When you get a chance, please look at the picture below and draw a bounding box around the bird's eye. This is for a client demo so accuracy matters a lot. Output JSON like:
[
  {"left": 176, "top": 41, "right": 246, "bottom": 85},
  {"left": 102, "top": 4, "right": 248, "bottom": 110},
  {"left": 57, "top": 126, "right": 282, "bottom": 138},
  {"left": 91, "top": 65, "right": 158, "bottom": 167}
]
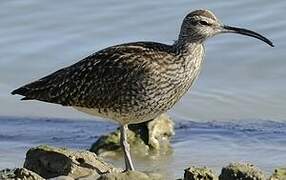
[{"left": 199, "top": 20, "right": 210, "bottom": 26}]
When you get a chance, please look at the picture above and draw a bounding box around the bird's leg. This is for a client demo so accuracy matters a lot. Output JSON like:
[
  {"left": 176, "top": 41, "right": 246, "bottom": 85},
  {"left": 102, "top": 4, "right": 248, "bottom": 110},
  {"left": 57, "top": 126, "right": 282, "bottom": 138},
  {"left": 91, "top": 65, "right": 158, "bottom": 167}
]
[{"left": 120, "top": 124, "right": 135, "bottom": 171}]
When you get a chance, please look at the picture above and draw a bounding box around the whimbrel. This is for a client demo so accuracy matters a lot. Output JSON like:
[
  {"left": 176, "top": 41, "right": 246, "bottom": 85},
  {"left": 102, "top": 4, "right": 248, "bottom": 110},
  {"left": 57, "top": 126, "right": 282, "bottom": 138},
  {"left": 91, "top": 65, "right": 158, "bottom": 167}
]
[{"left": 12, "top": 10, "right": 274, "bottom": 171}]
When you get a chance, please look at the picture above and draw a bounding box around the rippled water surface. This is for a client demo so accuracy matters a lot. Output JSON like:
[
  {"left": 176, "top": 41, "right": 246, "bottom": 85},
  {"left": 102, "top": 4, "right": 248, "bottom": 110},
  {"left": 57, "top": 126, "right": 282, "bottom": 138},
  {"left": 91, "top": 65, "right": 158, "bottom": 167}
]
[
  {"left": 0, "top": 117, "right": 285, "bottom": 179},
  {"left": 1, "top": 0, "right": 285, "bottom": 120},
  {"left": 0, "top": 0, "right": 286, "bottom": 179}
]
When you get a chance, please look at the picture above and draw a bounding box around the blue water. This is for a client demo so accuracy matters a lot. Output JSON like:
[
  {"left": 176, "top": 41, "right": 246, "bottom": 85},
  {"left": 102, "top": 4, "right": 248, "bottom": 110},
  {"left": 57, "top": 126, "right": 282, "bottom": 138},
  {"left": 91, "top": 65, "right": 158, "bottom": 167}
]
[
  {"left": 0, "top": 116, "right": 285, "bottom": 179},
  {"left": 0, "top": 0, "right": 285, "bottom": 120},
  {"left": 0, "top": 0, "right": 286, "bottom": 179}
]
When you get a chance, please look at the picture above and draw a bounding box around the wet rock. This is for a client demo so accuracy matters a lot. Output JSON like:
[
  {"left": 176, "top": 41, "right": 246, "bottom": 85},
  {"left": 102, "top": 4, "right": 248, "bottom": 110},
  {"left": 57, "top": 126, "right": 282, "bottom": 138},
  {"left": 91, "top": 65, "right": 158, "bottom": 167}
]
[
  {"left": 48, "top": 176, "right": 75, "bottom": 180},
  {"left": 0, "top": 168, "right": 44, "bottom": 180},
  {"left": 90, "top": 125, "right": 147, "bottom": 157},
  {"left": 0, "top": 169, "right": 14, "bottom": 180},
  {"left": 269, "top": 168, "right": 286, "bottom": 180},
  {"left": 219, "top": 163, "right": 266, "bottom": 180},
  {"left": 97, "top": 170, "right": 164, "bottom": 180},
  {"left": 184, "top": 166, "right": 218, "bottom": 180},
  {"left": 90, "top": 114, "right": 174, "bottom": 157},
  {"left": 24, "top": 145, "right": 120, "bottom": 179},
  {"left": 146, "top": 114, "right": 175, "bottom": 150}
]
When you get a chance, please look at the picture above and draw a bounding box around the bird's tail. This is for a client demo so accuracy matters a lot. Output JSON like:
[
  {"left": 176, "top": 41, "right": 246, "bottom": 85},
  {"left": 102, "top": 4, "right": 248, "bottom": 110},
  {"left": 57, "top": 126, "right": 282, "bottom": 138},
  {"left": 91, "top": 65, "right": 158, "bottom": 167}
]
[
  {"left": 11, "top": 86, "right": 32, "bottom": 100},
  {"left": 11, "top": 78, "right": 54, "bottom": 101}
]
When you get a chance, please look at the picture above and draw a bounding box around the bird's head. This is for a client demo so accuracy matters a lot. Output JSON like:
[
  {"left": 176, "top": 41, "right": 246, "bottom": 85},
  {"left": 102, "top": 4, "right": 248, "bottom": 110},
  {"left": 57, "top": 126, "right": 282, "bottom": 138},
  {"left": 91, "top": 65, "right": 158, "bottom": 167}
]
[{"left": 179, "top": 9, "right": 274, "bottom": 47}]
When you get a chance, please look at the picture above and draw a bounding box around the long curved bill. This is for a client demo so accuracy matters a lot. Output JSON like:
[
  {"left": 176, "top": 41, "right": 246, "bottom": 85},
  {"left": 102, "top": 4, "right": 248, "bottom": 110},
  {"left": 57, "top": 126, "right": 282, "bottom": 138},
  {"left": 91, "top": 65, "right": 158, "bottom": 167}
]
[{"left": 223, "top": 25, "right": 274, "bottom": 47}]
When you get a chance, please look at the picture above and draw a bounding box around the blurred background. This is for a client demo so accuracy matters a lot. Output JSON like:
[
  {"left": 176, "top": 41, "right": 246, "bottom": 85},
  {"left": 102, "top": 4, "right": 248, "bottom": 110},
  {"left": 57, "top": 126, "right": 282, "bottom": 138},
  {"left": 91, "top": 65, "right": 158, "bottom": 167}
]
[
  {"left": 0, "top": 0, "right": 285, "bottom": 179},
  {"left": 1, "top": 0, "right": 285, "bottom": 121}
]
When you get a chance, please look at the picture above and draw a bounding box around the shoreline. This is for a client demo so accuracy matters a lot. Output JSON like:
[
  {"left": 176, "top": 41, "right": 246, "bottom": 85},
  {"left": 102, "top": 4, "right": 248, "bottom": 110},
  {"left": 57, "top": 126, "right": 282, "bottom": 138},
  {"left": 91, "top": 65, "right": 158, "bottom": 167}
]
[{"left": 0, "top": 116, "right": 285, "bottom": 179}]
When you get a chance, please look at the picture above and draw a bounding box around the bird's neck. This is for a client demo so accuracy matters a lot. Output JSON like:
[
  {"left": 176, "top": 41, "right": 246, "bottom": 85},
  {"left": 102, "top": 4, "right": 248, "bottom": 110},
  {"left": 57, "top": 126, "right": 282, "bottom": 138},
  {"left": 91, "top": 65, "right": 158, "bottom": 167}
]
[
  {"left": 172, "top": 38, "right": 205, "bottom": 76},
  {"left": 173, "top": 38, "right": 204, "bottom": 56}
]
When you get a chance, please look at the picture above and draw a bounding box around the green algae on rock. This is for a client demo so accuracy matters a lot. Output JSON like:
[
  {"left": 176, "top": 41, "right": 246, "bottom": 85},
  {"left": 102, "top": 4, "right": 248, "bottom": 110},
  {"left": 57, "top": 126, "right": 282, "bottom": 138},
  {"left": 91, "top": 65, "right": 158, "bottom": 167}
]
[
  {"left": 97, "top": 170, "right": 163, "bottom": 180},
  {"left": 269, "top": 168, "right": 286, "bottom": 180},
  {"left": 21, "top": 145, "right": 164, "bottom": 180},
  {"left": 184, "top": 166, "right": 218, "bottom": 180},
  {"left": 219, "top": 163, "right": 266, "bottom": 180},
  {"left": 24, "top": 145, "right": 119, "bottom": 179},
  {"left": 0, "top": 168, "right": 44, "bottom": 180},
  {"left": 90, "top": 114, "right": 174, "bottom": 157}
]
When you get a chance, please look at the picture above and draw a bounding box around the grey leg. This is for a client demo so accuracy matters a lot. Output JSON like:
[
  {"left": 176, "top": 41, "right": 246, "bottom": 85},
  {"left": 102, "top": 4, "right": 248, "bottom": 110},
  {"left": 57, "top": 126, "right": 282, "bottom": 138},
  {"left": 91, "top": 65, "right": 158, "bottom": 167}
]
[{"left": 120, "top": 124, "right": 135, "bottom": 171}]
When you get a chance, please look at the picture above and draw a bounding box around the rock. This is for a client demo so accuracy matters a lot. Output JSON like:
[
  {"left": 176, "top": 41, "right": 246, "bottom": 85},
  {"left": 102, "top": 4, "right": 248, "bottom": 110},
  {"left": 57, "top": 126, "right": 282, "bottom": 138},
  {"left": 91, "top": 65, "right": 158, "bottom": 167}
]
[
  {"left": 97, "top": 170, "right": 164, "bottom": 180},
  {"left": 184, "top": 166, "right": 218, "bottom": 180},
  {"left": 269, "top": 168, "right": 286, "bottom": 180},
  {"left": 0, "top": 169, "right": 14, "bottom": 180},
  {"left": 219, "top": 163, "right": 266, "bottom": 180},
  {"left": 146, "top": 114, "right": 175, "bottom": 150},
  {"left": 90, "top": 125, "right": 147, "bottom": 157},
  {"left": 0, "top": 168, "right": 44, "bottom": 180},
  {"left": 48, "top": 176, "right": 75, "bottom": 180},
  {"left": 24, "top": 145, "right": 120, "bottom": 179},
  {"left": 90, "top": 114, "right": 174, "bottom": 157}
]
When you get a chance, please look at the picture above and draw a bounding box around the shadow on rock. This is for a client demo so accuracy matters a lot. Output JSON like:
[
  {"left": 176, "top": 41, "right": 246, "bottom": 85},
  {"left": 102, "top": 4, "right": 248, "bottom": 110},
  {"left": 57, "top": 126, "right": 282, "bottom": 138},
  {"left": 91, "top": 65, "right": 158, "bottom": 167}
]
[
  {"left": 90, "top": 114, "right": 174, "bottom": 158},
  {"left": 219, "top": 163, "right": 265, "bottom": 180},
  {"left": 21, "top": 145, "right": 163, "bottom": 180},
  {"left": 24, "top": 145, "right": 119, "bottom": 179}
]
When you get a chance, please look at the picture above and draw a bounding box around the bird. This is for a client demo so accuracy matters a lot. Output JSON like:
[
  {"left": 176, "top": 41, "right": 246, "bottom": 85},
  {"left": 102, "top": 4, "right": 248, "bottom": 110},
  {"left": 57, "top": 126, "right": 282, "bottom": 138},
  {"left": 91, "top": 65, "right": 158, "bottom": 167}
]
[{"left": 11, "top": 9, "right": 274, "bottom": 171}]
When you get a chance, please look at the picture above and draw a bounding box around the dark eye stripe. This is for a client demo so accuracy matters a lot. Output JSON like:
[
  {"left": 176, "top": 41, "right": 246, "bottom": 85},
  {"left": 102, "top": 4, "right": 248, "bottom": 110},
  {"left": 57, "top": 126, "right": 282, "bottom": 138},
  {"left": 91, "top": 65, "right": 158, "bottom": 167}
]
[
  {"left": 199, "top": 20, "right": 210, "bottom": 26},
  {"left": 190, "top": 20, "right": 211, "bottom": 26}
]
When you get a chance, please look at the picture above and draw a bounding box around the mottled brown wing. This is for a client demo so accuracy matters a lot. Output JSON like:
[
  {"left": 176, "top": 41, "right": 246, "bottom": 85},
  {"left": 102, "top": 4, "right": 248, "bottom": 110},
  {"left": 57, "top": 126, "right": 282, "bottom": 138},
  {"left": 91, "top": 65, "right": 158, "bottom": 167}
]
[{"left": 11, "top": 42, "right": 173, "bottom": 109}]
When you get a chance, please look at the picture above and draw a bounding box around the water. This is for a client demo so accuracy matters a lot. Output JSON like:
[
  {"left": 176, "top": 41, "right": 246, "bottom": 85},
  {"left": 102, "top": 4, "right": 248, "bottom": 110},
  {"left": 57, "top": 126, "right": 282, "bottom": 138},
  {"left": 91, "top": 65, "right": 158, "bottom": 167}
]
[
  {"left": 0, "top": 117, "right": 285, "bottom": 179},
  {"left": 0, "top": 0, "right": 286, "bottom": 179},
  {"left": 1, "top": 0, "right": 285, "bottom": 120}
]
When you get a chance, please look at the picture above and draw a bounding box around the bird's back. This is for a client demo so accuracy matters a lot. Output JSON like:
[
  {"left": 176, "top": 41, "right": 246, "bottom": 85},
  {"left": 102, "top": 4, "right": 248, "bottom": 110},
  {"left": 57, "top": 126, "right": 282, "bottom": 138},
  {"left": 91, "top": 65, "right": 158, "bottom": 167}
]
[{"left": 12, "top": 41, "right": 203, "bottom": 124}]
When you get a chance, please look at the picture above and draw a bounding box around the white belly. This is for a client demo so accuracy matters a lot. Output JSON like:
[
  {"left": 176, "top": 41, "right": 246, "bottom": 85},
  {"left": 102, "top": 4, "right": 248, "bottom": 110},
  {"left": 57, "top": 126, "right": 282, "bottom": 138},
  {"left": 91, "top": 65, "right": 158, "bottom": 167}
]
[{"left": 73, "top": 106, "right": 159, "bottom": 125}]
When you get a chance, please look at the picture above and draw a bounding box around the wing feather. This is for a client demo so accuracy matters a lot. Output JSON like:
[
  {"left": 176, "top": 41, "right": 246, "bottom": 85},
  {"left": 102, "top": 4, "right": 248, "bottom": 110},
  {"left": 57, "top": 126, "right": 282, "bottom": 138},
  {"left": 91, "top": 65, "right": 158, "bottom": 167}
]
[{"left": 11, "top": 42, "right": 174, "bottom": 109}]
